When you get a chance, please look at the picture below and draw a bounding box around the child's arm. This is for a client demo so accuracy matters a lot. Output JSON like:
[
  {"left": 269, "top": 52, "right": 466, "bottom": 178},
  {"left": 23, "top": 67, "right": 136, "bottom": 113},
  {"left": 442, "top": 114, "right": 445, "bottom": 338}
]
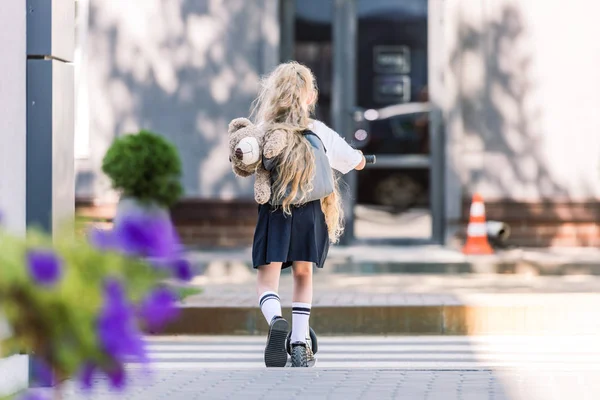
[
  {"left": 354, "top": 151, "right": 367, "bottom": 171},
  {"left": 310, "top": 120, "right": 364, "bottom": 174}
]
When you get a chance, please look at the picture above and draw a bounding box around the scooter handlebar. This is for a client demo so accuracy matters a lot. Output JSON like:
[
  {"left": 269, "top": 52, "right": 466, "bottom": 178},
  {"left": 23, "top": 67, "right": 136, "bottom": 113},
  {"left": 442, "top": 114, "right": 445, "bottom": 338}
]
[{"left": 364, "top": 154, "right": 376, "bottom": 164}]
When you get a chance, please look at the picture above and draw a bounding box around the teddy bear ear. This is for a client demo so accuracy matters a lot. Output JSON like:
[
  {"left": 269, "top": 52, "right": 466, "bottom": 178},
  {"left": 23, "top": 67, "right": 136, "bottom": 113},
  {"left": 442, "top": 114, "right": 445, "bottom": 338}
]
[{"left": 228, "top": 118, "right": 252, "bottom": 133}]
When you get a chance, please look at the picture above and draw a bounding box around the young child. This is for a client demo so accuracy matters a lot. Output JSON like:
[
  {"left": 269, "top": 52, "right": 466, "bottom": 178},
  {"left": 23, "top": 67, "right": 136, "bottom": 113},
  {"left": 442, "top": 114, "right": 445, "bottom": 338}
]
[{"left": 250, "top": 61, "right": 366, "bottom": 367}]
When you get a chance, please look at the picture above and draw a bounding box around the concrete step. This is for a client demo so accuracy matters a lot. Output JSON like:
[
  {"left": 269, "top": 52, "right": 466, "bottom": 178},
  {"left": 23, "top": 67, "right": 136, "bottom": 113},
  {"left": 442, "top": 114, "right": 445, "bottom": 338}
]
[
  {"left": 161, "top": 268, "right": 600, "bottom": 337},
  {"left": 162, "top": 298, "right": 600, "bottom": 336}
]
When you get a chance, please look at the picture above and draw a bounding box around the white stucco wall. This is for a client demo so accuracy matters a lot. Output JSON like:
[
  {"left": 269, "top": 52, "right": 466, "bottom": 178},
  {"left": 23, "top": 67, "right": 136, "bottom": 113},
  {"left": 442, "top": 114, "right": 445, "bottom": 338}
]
[
  {"left": 445, "top": 0, "right": 600, "bottom": 207},
  {"left": 0, "top": 0, "right": 27, "bottom": 234},
  {"left": 0, "top": 2, "right": 29, "bottom": 396},
  {"left": 76, "top": 0, "right": 280, "bottom": 202}
]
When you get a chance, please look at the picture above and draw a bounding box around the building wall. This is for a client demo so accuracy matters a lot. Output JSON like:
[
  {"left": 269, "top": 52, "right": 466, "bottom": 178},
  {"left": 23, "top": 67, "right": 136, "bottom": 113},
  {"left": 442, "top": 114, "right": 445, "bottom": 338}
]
[
  {"left": 444, "top": 0, "right": 600, "bottom": 245},
  {"left": 76, "top": 0, "right": 280, "bottom": 203},
  {"left": 0, "top": 0, "right": 27, "bottom": 235},
  {"left": 0, "top": 2, "right": 30, "bottom": 394},
  {"left": 78, "top": 0, "right": 600, "bottom": 246}
]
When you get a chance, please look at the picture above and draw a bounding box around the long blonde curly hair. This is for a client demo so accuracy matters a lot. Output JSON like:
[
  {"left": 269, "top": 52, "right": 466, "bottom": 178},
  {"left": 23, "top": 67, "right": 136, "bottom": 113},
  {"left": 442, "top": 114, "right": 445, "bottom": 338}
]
[{"left": 250, "top": 61, "right": 344, "bottom": 243}]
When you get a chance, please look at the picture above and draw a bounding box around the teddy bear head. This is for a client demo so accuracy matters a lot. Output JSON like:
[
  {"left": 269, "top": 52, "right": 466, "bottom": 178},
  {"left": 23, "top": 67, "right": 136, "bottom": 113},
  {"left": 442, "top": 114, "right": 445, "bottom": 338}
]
[{"left": 227, "top": 117, "right": 264, "bottom": 177}]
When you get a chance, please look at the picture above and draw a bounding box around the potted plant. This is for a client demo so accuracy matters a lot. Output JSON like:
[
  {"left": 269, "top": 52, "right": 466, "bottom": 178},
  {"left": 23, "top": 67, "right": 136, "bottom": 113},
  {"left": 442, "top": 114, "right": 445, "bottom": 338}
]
[
  {"left": 0, "top": 209, "right": 192, "bottom": 400},
  {"left": 101, "top": 130, "right": 183, "bottom": 224}
]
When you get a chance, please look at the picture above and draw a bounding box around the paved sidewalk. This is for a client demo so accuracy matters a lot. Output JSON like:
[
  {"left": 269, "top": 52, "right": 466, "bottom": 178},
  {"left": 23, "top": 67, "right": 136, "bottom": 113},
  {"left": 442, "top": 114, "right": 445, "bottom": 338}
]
[
  {"left": 40, "top": 369, "right": 600, "bottom": 400},
  {"left": 27, "top": 336, "right": 600, "bottom": 400},
  {"left": 180, "top": 273, "right": 600, "bottom": 307}
]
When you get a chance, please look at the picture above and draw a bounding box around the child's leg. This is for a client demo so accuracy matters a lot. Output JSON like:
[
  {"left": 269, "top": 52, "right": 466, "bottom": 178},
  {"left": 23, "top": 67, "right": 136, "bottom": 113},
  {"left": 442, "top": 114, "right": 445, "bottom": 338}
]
[
  {"left": 291, "top": 261, "right": 313, "bottom": 344},
  {"left": 257, "top": 262, "right": 283, "bottom": 323},
  {"left": 258, "top": 262, "right": 288, "bottom": 368}
]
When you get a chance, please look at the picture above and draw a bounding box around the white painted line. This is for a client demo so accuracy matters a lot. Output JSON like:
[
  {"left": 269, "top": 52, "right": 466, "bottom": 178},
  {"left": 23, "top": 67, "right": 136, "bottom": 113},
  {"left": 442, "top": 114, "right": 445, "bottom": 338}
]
[
  {"left": 125, "top": 361, "right": 600, "bottom": 371},
  {"left": 146, "top": 344, "right": 600, "bottom": 354},
  {"left": 146, "top": 335, "right": 600, "bottom": 345},
  {"left": 146, "top": 352, "right": 600, "bottom": 362}
]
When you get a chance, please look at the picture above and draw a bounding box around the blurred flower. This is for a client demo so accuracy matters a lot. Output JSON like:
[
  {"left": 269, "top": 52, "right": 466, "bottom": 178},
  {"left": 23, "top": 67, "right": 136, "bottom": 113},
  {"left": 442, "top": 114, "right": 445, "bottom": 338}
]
[
  {"left": 88, "top": 213, "right": 190, "bottom": 285},
  {"left": 30, "top": 358, "right": 54, "bottom": 387},
  {"left": 79, "top": 362, "right": 96, "bottom": 390},
  {"left": 26, "top": 249, "right": 63, "bottom": 286},
  {"left": 18, "top": 391, "right": 50, "bottom": 400},
  {"left": 88, "top": 228, "right": 115, "bottom": 251},
  {"left": 113, "top": 213, "right": 180, "bottom": 259},
  {"left": 97, "top": 278, "right": 146, "bottom": 370},
  {"left": 172, "top": 258, "right": 192, "bottom": 282},
  {"left": 138, "top": 287, "right": 179, "bottom": 331},
  {"left": 150, "top": 256, "right": 193, "bottom": 282},
  {"left": 106, "top": 364, "right": 126, "bottom": 389}
]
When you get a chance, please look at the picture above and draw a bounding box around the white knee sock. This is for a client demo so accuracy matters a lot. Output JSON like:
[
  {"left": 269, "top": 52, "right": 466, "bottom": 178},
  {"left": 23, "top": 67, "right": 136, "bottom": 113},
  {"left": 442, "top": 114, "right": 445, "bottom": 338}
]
[
  {"left": 291, "top": 302, "right": 311, "bottom": 344},
  {"left": 259, "top": 291, "right": 282, "bottom": 324}
]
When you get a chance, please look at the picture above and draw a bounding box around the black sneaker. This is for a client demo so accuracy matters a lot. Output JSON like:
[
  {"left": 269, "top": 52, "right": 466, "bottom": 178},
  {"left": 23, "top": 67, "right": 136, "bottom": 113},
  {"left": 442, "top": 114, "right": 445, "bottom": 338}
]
[
  {"left": 291, "top": 342, "right": 308, "bottom": 367},
  {"left": 264, "top": 316, "right": 289, "bottom": 367}
]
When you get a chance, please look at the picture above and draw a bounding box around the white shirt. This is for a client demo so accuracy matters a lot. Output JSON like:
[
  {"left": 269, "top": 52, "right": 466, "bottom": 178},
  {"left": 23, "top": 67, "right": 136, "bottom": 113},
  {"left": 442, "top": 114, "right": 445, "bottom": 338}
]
[{"left": 308, "top": 120, "right": 363, "bottom": 174}]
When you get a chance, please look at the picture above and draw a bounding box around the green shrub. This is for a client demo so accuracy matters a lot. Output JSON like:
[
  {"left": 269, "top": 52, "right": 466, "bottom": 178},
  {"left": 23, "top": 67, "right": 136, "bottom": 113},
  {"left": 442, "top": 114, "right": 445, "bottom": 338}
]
[{"left": 102, "top": 130, "right": 183, "bottom": 208}]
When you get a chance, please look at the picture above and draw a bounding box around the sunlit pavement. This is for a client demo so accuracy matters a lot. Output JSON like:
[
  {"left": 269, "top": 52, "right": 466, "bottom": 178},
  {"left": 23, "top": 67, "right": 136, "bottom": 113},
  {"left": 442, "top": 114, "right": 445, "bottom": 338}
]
[{"left": 32, "top": 335, "right": 600, "bottom": 399}]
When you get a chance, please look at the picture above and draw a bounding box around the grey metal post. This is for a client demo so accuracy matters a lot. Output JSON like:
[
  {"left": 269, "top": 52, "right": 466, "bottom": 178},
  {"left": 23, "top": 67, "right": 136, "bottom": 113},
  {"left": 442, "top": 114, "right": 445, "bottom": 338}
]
[
  {"left": 332, "top": 0, "right": 357, "bottom": 245},
  {"left": 428, "top": 0, "right": 446, "bottom": 244},
  {"left": 26, "top": 0, "right": 75, "bottom": 236},
  {"left": 26, "top": 0, "right": 74, "bottom": 387},
  {"left": 279, "top": 0, "right": 296, "bottom": 62}
]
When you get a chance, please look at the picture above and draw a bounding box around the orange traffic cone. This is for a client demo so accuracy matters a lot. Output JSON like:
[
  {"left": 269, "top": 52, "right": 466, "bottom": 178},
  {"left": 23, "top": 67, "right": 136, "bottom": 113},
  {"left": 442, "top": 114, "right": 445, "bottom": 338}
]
[{"left": 462, "top": 193, "right": 494, "bottom": 255}]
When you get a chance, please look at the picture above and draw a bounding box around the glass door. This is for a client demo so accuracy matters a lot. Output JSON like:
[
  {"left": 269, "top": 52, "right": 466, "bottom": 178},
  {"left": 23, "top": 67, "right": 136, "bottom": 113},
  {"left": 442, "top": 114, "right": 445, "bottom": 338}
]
[
  {"left": 353, "top": 0, "right": 432, "bottom": 242},
  {"left": 283, "top": 0, "right": 442, "bottom": 245}
]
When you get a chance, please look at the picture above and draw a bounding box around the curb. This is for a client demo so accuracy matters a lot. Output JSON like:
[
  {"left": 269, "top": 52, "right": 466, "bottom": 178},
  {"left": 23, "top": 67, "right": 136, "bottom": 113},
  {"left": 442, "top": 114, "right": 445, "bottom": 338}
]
[
  {"left": 160, "top": 304, "right": 600, "bottom": 336},
  {"left": 187, "top": 248, "right": 600, "bottom": 276}
]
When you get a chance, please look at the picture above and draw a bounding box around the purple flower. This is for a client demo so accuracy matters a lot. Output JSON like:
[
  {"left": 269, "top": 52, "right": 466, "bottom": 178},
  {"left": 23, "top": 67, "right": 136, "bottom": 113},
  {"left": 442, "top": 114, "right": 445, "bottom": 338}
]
[
  {"left": 138, "top": 287, "right": 179, "bottom": 331},
  {"left": 113, "top": 213, "right": 180, "bottom": 259},
  {"left": 106, "top": 364, "right": 126, "bottom": 389},
  {"left": 18, "top": 392, "right": 49, "bottom": 400},
  {"left": 97, "top": 279, "right": 146, "bottom": 367},
  {"left": 172, "top": 258, "right": 192, "bottom": 282},
  {"left": 79, "top": 361, "right": 127, "bottom": 391},
  {"left": 79, "top": 362, "right": 96, "bottom": 390},
  {"left": 26, "top": 249, "right": 63, "bottom": 286},
  {"left": 88, "top": 228, "right": 115, "bottom": 251},
  {"left": 30, "top": 358, "right": 54, "bottom": 387}
]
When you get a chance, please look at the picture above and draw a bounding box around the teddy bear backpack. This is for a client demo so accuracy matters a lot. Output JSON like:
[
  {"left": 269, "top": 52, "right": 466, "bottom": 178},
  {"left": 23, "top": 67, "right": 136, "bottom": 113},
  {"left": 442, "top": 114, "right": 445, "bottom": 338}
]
[{"left": 227, "top": 117, "right": 334, "bottom": 205}]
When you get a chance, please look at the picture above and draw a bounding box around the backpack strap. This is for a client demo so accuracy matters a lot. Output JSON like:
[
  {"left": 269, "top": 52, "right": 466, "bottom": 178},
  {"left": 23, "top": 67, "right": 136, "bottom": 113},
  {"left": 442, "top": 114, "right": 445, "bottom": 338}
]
[{"left": 303, "top": 130, "right": 327, "bottom": 153}]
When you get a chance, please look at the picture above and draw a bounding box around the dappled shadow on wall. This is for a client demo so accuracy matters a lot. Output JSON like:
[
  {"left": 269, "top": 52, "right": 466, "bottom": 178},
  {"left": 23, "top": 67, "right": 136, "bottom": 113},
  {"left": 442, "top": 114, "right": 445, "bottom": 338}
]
[
  {"left": 448, "top": 4, "right": 597, "bottom": 246},
  {"left": 85, "top": 0, "right": 275, "bottom": 200}
]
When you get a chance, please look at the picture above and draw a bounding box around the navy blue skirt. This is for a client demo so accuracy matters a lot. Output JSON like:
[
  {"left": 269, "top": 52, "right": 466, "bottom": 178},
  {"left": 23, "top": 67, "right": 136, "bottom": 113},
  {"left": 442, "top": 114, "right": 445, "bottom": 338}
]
[{"left": 252, "top": 200, "right": 330, "bottom": 269}]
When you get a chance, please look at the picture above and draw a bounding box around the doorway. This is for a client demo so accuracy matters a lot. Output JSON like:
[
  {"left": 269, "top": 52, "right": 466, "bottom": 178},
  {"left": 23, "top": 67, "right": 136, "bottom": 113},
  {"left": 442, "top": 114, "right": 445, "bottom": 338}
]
[{"left": 281, "top": 0, "right": 443, "bottom": 245}]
